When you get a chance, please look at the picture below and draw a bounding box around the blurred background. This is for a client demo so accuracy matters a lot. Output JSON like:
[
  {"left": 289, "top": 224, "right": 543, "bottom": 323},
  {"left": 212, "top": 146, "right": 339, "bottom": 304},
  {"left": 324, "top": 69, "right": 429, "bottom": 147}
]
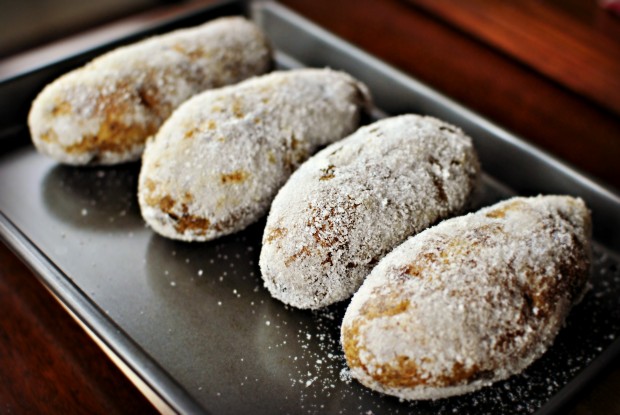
[{"left": 0, "top": 0, "right": 172, "bottom": 58}]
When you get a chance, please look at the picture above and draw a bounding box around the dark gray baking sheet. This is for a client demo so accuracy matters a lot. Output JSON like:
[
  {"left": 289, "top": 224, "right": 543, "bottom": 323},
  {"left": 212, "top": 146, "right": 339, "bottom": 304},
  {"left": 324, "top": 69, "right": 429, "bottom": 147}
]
[{"left": 1, "top": 2, "right": 620, "bottom": 414}]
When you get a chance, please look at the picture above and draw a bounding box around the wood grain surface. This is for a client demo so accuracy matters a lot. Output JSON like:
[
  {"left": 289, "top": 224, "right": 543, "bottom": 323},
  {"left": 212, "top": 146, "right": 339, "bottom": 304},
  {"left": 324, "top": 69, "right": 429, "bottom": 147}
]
[
  {"left": 1, "top": 0, "right": 619, "bottom": 413},
  {"left": 408, "top": 0, "right": 620, "bottom": 117}
]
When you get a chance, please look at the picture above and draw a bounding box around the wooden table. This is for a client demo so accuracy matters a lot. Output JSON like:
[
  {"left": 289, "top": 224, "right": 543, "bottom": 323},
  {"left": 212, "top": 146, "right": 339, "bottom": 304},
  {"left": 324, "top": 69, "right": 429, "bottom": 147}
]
[{"left": 1, "top": 0, "right": 619, "bottom": 413}]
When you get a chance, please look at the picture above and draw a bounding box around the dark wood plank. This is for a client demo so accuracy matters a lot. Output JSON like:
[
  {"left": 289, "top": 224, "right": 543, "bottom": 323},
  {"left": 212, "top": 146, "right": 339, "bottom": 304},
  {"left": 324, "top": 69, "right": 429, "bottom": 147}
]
[{"left": 407, "top": 0, "right": 620, "bottom": 116}]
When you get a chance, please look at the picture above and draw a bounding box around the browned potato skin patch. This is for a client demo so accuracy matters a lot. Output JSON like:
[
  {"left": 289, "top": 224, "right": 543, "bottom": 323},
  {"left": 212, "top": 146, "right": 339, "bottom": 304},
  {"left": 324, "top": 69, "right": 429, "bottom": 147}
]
[
  {"left": 157, "top": 195, "right": 211, "bottom": 235},
  {"left": 319, "top": 164, "right": 336, "bottom": 181},
  {"left": 485, "top": 200, "right": 525, "bottom": 219},
  {"left": 343, "top": 300, "right": 483, "bottom": 389},
  {"left": 141, "top": 187, "right": 211, "bottom": 236},
  {"left": 171, "top": 43, "right": 211, "bottom": 61},
  {"left": 341, "top": 324, "right": 365, "bottom": 382},
  {"left": 142, "top": 180, "right": 256, "bottom": 237},
  {"left": 173, "top": 215, "right": 211, "bottom": 235},
  {"left": 63, "top": 80, "right": 163, "bottom": 156},
  {"left": 374, "top": 359, "right": 480, "bottom": 389},
  {"left": 39, "top": 130, "right": 56, "bottom": 143},
  {"left": 220, "top": 170, "right": 249, "bottom": 184},
  {"left": 284, "top": 246, "right": 311, "bottom": 267},
  {"left": 51, "top": 100, "right": 72, "bottom": 116},
  {"left": 265, "top": 227, "right": 288, "bottom": 243},
  {"left": 344, "top": 290, "right": 493, "bottom": 388},
  {"left": 231, "top": 99, "right": 244, "bottom": 118},
  {"left": 359, "top": 298, "right": 411, "bottom": 320},
  {"left": 159, "top": 195, "right": 175, "bottom": 212},
  {"left": 142, "top": 178, "right": 156, "bottom": 193},
  {"left": 266, "top": 151, "right": 277, "bottom": 164},
  {"left": 65, "top": 122, "right": 155, "bottom": 156}
]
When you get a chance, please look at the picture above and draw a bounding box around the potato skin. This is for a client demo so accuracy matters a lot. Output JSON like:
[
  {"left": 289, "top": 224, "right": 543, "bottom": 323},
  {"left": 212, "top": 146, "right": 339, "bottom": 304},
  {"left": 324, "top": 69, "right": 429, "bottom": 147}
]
[
  {"left": 28, "top": 17, "right": 272, "bottom": 165},
  {"left": 260, "top": 115, "right": 480, "bottom": 309},
  {"left": 138, "top": 69, "right": 371, "bottom": 241},
  {"left": 341, "top": 195, "right": 591, "bottom": 400}
]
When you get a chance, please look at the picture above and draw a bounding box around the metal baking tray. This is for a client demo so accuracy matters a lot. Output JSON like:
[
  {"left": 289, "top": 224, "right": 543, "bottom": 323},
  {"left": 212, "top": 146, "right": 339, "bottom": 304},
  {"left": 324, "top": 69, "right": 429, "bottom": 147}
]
[{"left": 1, "top": 1, "right": 620, "bottom": 414}]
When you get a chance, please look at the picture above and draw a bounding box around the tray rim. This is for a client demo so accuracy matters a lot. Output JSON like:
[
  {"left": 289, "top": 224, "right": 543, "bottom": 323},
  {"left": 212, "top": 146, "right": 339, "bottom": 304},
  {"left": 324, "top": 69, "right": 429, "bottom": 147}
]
[
  {"left": 1, "top": 1, "right": 620, "bottom": 414},
  {"left": 0, "top": 212, "right": 201, "bottom": 414}
]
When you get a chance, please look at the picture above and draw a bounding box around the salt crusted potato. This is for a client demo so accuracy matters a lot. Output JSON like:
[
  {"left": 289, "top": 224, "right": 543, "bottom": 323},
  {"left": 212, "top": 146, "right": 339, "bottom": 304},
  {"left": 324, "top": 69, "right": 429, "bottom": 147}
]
[
  {"left": 260, "top": 114, "right": 480, "bottom": 309},
  {"left": 138, "top": 68, "right": 371, "bottom": 241},
  {"left": 341, "top": 195, "right": 592, "bottom": 400},
  {"left": 28, "top": 17, "right": 272, "bottom": 165}
]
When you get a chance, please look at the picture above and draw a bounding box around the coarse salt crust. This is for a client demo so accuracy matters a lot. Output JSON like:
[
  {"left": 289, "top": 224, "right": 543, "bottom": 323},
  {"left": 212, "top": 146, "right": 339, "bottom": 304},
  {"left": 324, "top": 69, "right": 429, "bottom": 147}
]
[
  {"left": 341, "top": 195, "right": 592, "bottom": 400},
  {"left": 260, "top": 114, "right": 480, "bottom": 309},
  {"left": 138, "top": 68, "right": 371, "bottom": 241},
  {"left": 28, "top": 17, "right": 272, "bottom": 165}
]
